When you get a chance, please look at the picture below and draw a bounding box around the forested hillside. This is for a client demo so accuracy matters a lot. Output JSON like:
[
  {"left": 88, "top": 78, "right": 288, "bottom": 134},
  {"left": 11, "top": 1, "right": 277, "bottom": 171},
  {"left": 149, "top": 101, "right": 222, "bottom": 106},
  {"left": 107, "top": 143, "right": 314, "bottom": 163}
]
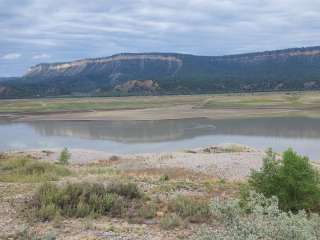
[{"left": 1, "top": 46, "right": 320, "bottom": 98}]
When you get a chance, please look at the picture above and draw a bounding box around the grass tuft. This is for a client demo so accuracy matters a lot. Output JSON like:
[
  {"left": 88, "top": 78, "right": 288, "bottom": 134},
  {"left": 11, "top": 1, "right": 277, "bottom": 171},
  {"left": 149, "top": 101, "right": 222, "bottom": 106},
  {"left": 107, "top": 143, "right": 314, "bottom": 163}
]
[
  {"left": 160, "top": 213, "right": 183, "bottom": 230},
  {"left": 169, "top": 195, "right": 210, "bottom": 223},
  {"left": 0, "top": 156, "right": 70, "bottom": 182},
  {"left": 106, "top": 182, "right": 142, "bottom": 199}
]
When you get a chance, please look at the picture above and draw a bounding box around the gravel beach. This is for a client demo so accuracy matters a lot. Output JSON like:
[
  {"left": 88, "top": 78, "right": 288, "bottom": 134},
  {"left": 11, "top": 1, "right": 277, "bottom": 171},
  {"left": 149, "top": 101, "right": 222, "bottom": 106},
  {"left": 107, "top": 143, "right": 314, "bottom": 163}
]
[{"left": 11, "top": 144, "right": 266, "bottom": 181}]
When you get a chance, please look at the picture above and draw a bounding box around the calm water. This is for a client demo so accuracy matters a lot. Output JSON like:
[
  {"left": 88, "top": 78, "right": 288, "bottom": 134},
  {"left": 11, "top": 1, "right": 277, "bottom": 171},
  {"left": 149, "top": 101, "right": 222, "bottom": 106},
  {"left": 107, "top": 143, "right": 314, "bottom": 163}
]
[{"left": 1, "top": 117, "right": 320, "bottom": 160}]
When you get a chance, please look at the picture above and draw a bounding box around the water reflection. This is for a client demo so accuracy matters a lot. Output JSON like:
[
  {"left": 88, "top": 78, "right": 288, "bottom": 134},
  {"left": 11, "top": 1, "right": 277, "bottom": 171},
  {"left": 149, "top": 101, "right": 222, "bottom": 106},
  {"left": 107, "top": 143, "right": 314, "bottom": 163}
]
[
  {"left": 0, "top": 117, "right": 320, "bottom": 159},
  {"left": 29, "top": 118, "right": 217, "bottom": 142},
  {"left": 28, "top": 117, "right": 320, "bottom": 142}
]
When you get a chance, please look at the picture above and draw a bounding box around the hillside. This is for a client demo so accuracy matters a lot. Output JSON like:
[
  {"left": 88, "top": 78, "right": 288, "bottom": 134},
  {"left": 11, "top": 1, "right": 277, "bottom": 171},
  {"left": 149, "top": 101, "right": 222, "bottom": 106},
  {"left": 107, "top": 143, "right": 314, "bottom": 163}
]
[{"left": 1, "top": 46, "right": 320, "bottom": 98}]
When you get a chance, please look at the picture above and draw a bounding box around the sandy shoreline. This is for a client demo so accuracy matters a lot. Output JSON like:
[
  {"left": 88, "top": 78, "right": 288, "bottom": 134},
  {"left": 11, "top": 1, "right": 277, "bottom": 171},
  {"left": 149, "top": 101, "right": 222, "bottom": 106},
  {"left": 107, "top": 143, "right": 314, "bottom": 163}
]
[{"left": 8, "top": 144, "right": 266, "bottom": 181}]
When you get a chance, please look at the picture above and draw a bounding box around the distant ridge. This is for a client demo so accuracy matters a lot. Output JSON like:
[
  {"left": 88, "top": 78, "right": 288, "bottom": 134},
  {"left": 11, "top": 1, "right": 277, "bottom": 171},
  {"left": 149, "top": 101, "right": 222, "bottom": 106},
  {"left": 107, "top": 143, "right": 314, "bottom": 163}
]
[{"left": 1, "top": 46, "right": 320, "bottom": 98}]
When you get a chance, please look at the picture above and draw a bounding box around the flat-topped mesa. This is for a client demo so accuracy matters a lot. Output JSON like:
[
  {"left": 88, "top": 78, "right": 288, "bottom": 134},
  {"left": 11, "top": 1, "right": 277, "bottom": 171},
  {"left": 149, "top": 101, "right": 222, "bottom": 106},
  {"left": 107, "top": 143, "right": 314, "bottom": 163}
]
[
  {"left": 25, "top": 47, "right": 320, "bottom": 78},
  {"left": 25, "top": 53, "right": 183, "bottom": 78},
  {"left": 2, "top": 46, "right": 320, "bottom": 98},
  {"left": 218, "top": 46, "right": 320, "bottom": 63}
]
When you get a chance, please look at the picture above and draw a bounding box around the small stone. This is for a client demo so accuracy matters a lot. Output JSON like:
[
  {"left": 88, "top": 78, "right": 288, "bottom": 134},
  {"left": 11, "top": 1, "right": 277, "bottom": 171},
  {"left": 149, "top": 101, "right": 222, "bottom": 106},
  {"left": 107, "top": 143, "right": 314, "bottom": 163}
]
[{"left": 156, "top": 211, "right": 164, "bottom": 217}]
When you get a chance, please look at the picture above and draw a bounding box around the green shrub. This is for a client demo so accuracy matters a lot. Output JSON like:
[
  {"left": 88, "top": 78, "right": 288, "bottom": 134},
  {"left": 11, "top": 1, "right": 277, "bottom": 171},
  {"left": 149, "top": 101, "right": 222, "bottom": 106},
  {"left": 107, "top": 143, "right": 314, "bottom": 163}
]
[
  {"left": 106, "top": 182, "right": 142, "bottom": 199},
  {"left": 169, "top": 195, "right": 210, "bottom": 222},
  {"left": 58, "top": 148, "right": 71, "bottom": 165},
  {"left": 31, "top": 181, "right": 141, "bottom": 220},
  {"left": 0, "top": 156, "right": 70, "bottom": 182},
  {"left": 138, "top": 202, "right": 157, "bottom": 219},
  {"left": 245, "top": 148, "right": 320, "bottom": 212},
  {"left": 160, "top": 213, "right": 183, "bottom": 230},
  {"left": 38, "top": 204, "right": 58, "bottom": 221},
  {"left": 159, "top": 174, "right": 170, "bottom": 182},
  {"left": 198, "top": 191, "right": 320, "bottom": 240}
]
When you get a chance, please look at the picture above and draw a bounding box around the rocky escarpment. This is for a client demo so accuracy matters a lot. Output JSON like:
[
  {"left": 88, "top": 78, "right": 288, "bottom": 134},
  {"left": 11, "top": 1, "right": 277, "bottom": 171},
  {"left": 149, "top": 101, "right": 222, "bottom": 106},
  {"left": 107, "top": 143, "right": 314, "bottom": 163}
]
[
  {"left": 25, "top": 54, "right": 183, "bottom": 82},
  {"left": 113, "top": 80, "right": 160, "bottom": 93},
  {"left": 1, "top": 46, "right": 320, "bottom": 98}
]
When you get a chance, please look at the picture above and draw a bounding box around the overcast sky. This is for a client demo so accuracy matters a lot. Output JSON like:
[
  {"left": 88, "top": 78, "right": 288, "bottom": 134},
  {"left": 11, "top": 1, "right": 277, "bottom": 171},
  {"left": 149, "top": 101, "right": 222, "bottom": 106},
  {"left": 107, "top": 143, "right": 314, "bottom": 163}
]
[{"left": 1, "top": 0, "right": 320, "bottom": 76}]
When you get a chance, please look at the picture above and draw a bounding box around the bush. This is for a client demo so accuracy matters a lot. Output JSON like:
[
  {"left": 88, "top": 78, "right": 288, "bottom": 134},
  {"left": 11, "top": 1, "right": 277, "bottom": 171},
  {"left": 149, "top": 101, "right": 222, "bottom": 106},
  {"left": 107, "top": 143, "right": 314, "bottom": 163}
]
[
  {"left": 169, "top": 195, "right": 210, "bottom": 222},
  {"left": 0, "top": 156, "right": 70, "bottom": 182},
  {"left": 160, "top": 213, "right": 183, "bottom": 230},
  {"left": 245, "top": 148, "right": 320, "bottom": 212},
  {"left": 198, "top": 191, "right": 320, "bottom": 240},
  {"left": 138, "top": 202, "right": 157, "bottom": 219},
  {"left": 106, "top": 182, "right": 142, "bottom": 199},
  {"left": 58, "top": 148, "right": 71, "bottom": 165},
  {"left": 159, "top": 174, "right": 169, "bottom": 182},
  {"left": 31, "top": 181, "right": 141, "bottom": 220}
]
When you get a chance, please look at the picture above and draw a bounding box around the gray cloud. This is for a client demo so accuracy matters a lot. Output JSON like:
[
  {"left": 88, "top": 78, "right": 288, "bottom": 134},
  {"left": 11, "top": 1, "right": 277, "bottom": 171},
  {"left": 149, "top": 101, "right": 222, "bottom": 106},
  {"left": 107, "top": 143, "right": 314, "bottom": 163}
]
[{"left": 0, "top": 0, "right": 320, "bottom": 76}]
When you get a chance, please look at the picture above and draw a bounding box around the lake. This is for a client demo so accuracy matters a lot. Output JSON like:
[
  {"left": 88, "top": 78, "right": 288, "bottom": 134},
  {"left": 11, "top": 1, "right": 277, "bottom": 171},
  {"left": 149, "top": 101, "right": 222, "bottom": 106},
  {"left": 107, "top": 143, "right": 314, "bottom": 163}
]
[{"left": 1, "top": 117, "right": 320, "bottom": 160}]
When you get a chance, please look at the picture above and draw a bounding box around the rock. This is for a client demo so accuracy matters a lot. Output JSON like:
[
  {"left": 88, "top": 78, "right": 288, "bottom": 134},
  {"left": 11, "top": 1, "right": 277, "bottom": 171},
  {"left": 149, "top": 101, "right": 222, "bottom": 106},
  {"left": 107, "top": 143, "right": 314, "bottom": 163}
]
[{"left": 156, "top": 211, "right": 164, "bottom": 217}]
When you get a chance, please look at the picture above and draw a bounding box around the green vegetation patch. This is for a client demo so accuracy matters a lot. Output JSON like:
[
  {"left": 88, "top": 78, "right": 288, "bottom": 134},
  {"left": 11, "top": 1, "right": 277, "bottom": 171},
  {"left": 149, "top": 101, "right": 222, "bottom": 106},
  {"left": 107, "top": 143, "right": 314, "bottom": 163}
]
[
  {"left": 198, "top": 192, "right": 320, "bottom": 240},
  {"left": 169, "top": 195, "right": 211, "bottom": 223},
  {"left": 0, "top": 155, "right": 70, "bottom": 182},
  {"left": 58, "top": 147, "right": 71, "bottom": 165},
  {"left": 242, "top": 148, "right": 320, "bottom": 212},
  {"left": 31, "top": 181, "right": 144, "bottom": 221},
  {"left": 160, "top": 213, "right": 183, "bottom": 230}
]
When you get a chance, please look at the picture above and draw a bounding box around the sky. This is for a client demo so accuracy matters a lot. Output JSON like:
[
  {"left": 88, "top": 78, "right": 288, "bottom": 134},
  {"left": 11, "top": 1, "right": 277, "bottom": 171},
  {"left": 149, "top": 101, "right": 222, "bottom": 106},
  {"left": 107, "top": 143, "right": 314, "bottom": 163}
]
[{"left": 0, "top": 0, "right": 320, "bottom": 76}]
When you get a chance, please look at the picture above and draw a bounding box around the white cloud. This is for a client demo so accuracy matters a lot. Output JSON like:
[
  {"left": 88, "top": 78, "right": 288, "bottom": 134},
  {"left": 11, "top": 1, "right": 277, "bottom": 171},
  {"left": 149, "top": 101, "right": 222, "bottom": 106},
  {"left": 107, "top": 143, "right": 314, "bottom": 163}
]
[
  {"left": 2, "top": 53, "right": 21, "bottom": 60},
  {"left": 32, "top": 53, "right": 51, "bottom": 59}
]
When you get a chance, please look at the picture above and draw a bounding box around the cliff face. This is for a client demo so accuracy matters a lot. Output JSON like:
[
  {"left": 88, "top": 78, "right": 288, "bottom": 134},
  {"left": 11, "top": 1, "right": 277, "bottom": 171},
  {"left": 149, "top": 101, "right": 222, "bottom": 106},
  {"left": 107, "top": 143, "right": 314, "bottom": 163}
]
[
  {"left": 25, "top": 54, "right": 183, "bottom": 82},
  {"left": 1, "top": 47, "right": 320, "bottom": 98}
]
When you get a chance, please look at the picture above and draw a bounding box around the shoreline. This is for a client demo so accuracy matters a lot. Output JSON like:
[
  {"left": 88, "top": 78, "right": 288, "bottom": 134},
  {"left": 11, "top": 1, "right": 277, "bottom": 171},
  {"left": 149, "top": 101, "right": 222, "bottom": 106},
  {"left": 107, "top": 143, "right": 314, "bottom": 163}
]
[{"left": 6, "top": 144, "right": 266, "bottom": 181}]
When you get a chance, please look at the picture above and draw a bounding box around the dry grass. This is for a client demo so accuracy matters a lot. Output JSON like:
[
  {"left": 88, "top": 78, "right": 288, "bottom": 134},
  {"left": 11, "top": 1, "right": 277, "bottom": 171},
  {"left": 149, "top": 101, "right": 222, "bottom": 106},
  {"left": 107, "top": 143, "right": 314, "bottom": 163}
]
[{"left": 0, "top": 154, "right": 70, "bottom": 183}]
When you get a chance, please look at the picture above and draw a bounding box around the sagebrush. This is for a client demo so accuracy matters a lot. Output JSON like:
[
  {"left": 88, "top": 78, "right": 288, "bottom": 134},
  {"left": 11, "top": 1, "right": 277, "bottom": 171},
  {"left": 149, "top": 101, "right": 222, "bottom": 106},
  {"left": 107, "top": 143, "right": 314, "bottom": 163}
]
[
  {"left": 199, "top": 191, "right": 320, "bottom": 240},
  {"left": 31, "top": 181, "right": 142, "bottom": 220}
]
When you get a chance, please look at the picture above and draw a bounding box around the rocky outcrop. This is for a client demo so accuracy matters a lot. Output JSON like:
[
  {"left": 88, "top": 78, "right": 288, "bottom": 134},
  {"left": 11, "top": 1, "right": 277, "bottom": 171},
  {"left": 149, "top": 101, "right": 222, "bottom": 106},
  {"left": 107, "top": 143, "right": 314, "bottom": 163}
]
[
  {"left": 25, "top": 54, "right": 183, "bottom": 79},
  {"left": 114, "top": 80, "right": 160, "bottom": 93}
]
